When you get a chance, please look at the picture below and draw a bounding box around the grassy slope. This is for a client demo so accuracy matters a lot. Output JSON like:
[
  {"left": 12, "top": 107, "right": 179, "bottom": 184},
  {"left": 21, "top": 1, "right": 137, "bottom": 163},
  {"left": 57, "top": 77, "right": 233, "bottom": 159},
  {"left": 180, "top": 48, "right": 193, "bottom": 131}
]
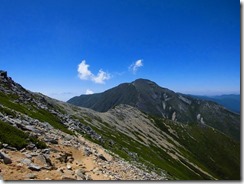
[
  {"left": 149, "top": 116, "right": 240, "bottom": 180},
  {"left": 0, "top": 91, "right": 73, "bottom": 135},
  {"left": 0, "top": 120, "right": 47, "bottom": 150},
  {"left": 0, "top": 90, "right": 240, "bottom": 180},
  {"left": 71, "top": 113, "right": 240, "bottom": 180}
]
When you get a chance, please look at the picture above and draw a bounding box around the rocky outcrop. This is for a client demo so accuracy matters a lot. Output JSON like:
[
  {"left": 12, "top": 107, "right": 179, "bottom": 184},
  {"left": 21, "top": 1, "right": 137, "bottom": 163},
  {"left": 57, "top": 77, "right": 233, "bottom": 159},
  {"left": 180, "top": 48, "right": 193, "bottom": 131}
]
[{"left": 0, "top": 70, "right": 7, "bottom": 78}]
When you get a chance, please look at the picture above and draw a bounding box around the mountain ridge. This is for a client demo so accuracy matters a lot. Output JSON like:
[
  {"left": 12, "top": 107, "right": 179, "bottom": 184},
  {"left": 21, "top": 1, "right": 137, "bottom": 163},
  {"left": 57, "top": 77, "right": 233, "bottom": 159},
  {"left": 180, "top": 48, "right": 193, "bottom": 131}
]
[
  {"left": 67, "top": 78, "right": 240, "bottom": 141},
  {"left": 189, "top": 94, "right": 240, "bottom": 114},
  {"left": 0, "top": 71, "right": 240, "bottom": 180}
]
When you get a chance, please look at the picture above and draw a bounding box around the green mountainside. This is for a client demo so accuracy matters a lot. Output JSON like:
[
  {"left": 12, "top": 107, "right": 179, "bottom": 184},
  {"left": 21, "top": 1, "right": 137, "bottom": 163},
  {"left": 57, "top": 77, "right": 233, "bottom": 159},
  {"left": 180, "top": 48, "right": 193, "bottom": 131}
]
[
  {"left": 68, "top": 79, "right": 240, "bottom": 141},
  {"left": 0, "top": 71, "right": 240, "bottom": 180},
  {"left": 189, "top": 94, "right": 240, "bottom": 114}
]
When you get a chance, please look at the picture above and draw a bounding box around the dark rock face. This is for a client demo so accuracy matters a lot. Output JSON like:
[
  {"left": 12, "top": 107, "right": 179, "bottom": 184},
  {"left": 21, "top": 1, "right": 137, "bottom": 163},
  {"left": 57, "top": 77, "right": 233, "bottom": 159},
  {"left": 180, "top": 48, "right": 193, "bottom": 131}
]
[{"left": 0, "top": 70, "right": 7, "bottom": 78}]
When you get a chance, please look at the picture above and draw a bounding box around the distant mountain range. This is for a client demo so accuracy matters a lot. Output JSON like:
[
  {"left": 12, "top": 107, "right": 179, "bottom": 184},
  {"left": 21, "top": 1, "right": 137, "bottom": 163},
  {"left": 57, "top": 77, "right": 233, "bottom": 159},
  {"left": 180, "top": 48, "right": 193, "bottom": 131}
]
[
  {"left": 189, "top": 94, "right": 240, "bottom": 114},
  {"left": 67, "top": 79, "right": 240, "bottom": 141}
]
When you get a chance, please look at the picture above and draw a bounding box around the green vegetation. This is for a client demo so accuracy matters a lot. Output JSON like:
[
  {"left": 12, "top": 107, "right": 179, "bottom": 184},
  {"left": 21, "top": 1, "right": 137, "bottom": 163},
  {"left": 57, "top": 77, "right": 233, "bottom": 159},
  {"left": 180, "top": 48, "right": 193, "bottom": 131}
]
[
  {"left": 0, "top": 105, "right": 17, "bottom": 117},
  {"left": 29, "top": 108, "right": 74, "bottom": 135},
  {"left": 0, "top": 91, "right": 73, "bottom": 135},
  {"left": 73, "top": 116, "right": 203, "bottom": 179},
  {"left": 0, "top": 120, "right": 28, "bottom": 149},
  {"left": 29, "top": 136, "right": 47, "bottom": 149},
  {"left": 151, "top": 116, "right": 240, "bottom": 180},
  {"left": 73, "top": 112, "right": 240, "bottom": 180},
  {"left": 0, "top": 120, "right": 47, "bottom": 150},
  {"left": 0, "top": 83, "right": 239, "bottom": 180}
]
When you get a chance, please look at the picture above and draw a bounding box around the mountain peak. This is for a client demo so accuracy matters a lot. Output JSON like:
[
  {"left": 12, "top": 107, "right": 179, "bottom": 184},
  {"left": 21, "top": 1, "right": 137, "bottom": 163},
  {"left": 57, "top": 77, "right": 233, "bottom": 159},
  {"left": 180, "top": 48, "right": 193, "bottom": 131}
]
[
  {"left": 67, "top": 79, "right": 240, "bottom": 141},
  {"left": 132, "top": 78, "right": 157, "bottom": 86}
]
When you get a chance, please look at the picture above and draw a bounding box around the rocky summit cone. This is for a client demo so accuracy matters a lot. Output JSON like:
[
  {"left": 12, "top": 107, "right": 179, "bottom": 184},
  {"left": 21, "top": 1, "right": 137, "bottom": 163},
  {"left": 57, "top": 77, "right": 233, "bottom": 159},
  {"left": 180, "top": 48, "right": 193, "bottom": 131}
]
[{"left": 0, "top": 71, "right": 240, "bottom": 180}]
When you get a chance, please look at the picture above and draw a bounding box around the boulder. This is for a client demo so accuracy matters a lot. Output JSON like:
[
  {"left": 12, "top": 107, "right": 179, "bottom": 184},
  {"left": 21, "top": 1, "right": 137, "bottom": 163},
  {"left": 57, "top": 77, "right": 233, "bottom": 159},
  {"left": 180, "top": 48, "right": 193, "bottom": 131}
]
[
  {"left": 3, "top": 156, "right": 12, "bottom": 164},
  {"left": 0, "top": 152, "right": 12, "bottom": 164},
  {"left": 21, "top": 158, "right": 32, "bottom": 165},
  {"left": 35, "top": 154, "right": 47, "bottom": 166}
]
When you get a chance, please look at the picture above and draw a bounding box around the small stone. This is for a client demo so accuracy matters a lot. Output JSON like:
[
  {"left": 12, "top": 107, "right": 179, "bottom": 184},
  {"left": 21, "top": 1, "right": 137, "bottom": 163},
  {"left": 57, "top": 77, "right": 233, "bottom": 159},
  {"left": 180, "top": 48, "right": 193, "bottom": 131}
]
[
  {"left": 2, "top": 144, "right": 8, "bottom": 148},
  {"left": 76, "top": 169, "right": 86, "bottom": 179},
  {"left": 109, "top": 175, "right": 114, "bottom": 180},
  {"left": 3, "top": 156, "right": 12, "bottom": 164},
  {"left": 24, "top": 153, "right": 32, "bottom": 158},
  {"left": 84, "top": 148, "right": 92, "bottom": 156},
  {"left": 0, "top": 152, "right": 12, "bottom": 164},
  {"left": 98, "top": 154, "right": 107, "bottom": 161},
  {"left": 85, "top": 174, "right": 92, "bottom": 180},
  {"left": 28, "top": 163, "right": 41, "bottom": 171},
  {"left": 26, "top": 173, "right": 37, "bottom": 179},
  {"left": 67, "top": 164, "right": 72, "bottom": 170},
  {"left": 21, "top": 158, "right": 32, "bottom": 165},
  {"left": 57, "top": 168, "right": 64, "bottom": 173},
  {"left": 6, "top": 146, "right": 17, "bottom": 151},
  {"left": 0, "top": 152, "right": 4, "bottom": 159},
  {"left": 42, "top": 148, "right": 50, "bottom": 154},
  {"left": 61, "top": 175, "right": 77, "bottom": 180},
  {"left": 26, "top": 143, "right": 36, "bottom": 150},
  {"left": 20, "top": 148, "right": 26, "bottom": 152}
]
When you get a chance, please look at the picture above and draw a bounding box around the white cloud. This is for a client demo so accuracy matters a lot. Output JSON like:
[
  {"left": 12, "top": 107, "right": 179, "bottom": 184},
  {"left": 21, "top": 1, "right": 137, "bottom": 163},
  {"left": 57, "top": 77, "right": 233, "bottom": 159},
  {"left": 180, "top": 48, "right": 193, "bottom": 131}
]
[
  {"left": 77, "top": 60, "right": 110, "bottom": 84},
  {"left": 92, "top": 69, "right": 111, "bottom": 84},
  {"left": 78, "top": 60, "right": 92, "bottom": 79},
  {"left": 129, "top": 59, "right": 143, "bottom": 74},
  {"left": 85, "top": 89, "right": 94, "bottom": 95}
]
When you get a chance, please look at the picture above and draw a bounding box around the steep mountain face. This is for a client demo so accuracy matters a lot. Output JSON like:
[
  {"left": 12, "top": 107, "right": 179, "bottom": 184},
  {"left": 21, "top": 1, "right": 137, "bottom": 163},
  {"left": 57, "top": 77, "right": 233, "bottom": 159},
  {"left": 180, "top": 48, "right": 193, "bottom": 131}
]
[
  {"left": 0, "top": 71, "right": 240, "bottom": 180},
  {"left": 190, "top": 94, "right": 240, "bottom": 114},
  {"left": 68, "top": 79, "right": 240, "bottom": 140}
]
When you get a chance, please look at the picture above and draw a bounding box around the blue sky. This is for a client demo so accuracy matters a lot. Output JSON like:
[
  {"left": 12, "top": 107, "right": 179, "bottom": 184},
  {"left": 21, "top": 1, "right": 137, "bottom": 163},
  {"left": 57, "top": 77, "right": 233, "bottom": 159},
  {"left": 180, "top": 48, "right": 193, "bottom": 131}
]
[{"left": 0, "top": 0, "right": 240, "bottom": 101}]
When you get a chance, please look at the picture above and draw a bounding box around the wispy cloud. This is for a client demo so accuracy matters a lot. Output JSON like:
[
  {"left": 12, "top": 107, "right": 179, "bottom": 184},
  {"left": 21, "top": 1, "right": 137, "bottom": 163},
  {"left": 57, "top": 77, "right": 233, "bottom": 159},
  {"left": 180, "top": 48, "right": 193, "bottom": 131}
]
[
  {"left": 85, "top": 89, "right": 94, "bottom": 95},
  {"left": 129, "top": 59, "right": 143, "bottom": 74},
  {"left": 77, "top": 60, "right": 111, "bottom": 84}
]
